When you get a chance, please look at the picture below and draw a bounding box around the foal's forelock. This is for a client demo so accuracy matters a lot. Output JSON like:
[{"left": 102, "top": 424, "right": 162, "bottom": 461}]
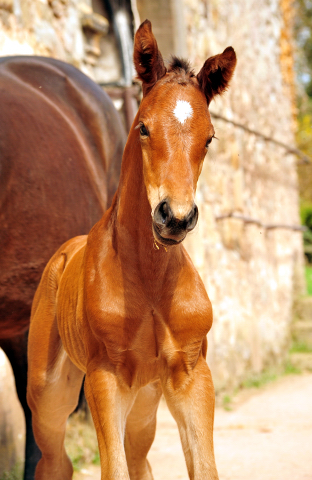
[
  {"left": 168, "top": 56, "right": 194, "bottom": 74},
  {"left": 161, "top": 59, "right": 199, "bottom": 90}
]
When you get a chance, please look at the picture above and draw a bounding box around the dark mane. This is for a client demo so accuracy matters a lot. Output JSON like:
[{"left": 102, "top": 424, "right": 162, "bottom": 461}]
[{"left": 168, "top": 56, "right": 195, "bottom": 76}]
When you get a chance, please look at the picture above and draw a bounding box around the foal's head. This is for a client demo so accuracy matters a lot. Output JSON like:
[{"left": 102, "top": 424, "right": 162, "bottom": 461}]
[{"left": 134, "top": 20, "right": 236, "bottom": 247}]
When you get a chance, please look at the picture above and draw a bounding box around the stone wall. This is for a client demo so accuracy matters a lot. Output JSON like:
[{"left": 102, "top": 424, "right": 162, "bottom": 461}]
[
  {"left": 180, "top": 0, "right": 304, "bottom": 389},
  {"left": 133, "top": 0, "right": 304, "bottom": 389},
  {"left": 0, "top": 0, "right": 124, "bottom": 83},
  {"left": 0, "top": 0, "right": 304, "bottom": 393},
  {"left": 0, "top": 350, "right": 24, "bottom": 474}
]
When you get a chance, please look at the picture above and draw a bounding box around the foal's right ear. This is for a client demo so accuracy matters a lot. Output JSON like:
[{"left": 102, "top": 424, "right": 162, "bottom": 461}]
[{"left": 133, "top": 19, "right": 167, "bottom": 96}]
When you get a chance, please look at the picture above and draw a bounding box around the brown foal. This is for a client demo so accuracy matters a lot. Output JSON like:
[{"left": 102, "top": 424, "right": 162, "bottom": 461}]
[{"left": 27, "top": 20, "right": 236, "bottom": 480}]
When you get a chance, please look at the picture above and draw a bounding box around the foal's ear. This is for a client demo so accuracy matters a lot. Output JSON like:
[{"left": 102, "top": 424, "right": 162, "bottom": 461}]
[
  {"left": 133, "top": 19, "right": 167, "bottom": 96},
  {"left": 197, "top": 47, "right": 237, "bottom": 104}
]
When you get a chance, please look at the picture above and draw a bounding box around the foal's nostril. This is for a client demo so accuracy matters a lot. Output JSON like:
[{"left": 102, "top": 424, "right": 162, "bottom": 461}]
[
  {"left": 153, "top": 201, "right": 198, "bottom": 243},
  {"left": 186, "top": 204, "right": 198, "bottom": 231},
  {"left": 160, "top": 202, "right": 169, "bottom": 224},
  {"left": 154, "top": 201, "right": 172, "bottom": 226}
]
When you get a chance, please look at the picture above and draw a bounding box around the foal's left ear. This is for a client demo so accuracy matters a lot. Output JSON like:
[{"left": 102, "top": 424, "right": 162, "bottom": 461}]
[
  {"left": 133, "top": 19, "right": 167, "bottom": 96},
  {"left": 197, "top": 47, "right": 237, "bottom": 104}
]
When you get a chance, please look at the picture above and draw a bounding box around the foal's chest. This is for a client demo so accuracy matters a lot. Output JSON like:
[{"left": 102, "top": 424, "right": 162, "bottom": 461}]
[
  {"left": 83, "top": 238, "right": 212, "bottom": 387},
  {"left": 87, "top": 284, "right": 210, "bottom": 388}
]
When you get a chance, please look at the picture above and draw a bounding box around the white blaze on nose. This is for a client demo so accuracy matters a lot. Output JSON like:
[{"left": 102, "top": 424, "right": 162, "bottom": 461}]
[{"left": 173, "top": 100, "right": 193, "bottom": 124}]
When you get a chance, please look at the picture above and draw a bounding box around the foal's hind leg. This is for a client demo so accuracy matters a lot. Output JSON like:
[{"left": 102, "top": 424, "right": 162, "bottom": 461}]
[
  {"left": 125, "top": 381, "right": 162, "bottom": 480},
  {"left": 27, "top": 252, "right": 84, "bottom": 480},
  {"left": 27, "top": 341, "right": 84, "bottom": 480}
]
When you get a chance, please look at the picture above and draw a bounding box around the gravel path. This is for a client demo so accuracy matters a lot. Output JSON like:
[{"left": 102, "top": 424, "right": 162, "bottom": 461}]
[{"left": 74, "top": 373, "right": 312, "bottom": 480}]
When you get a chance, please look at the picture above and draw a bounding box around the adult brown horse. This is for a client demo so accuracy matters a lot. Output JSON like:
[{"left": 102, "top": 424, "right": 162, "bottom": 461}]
[
  {"left": 0, "top": 56, "right": 126, "bottom": 479},
  {"left": 27, "top": 20, "right": 236, "bottom": 480}
]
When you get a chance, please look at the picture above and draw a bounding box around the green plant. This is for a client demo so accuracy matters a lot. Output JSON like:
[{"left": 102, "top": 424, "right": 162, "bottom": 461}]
[
  {"left": 300, "top": 202, "right": 312, "bottom": 263},
  {"left": 241, "top": 370, "right": 277, "bottom": 389},
  {"left": 222, "top": 394, "right": 232, "bottom": 411},
  {"left": 290, "top": 340, "right": 312, "bottom": 353},
  {"left": 284, "top": 359, "right": 302, "bottom": 375},
  {"left": 0, "top": 463, "right": 23, "bottom": 480},
  {"left": 92, "top": 450, "right": 100, "bottom": 465},
  {"left": 305, "top": 265, "right": 312, "bottom": 295},
  {"left": 300, "top": 201, "right": 312, "bottom": 226},
  {"left": 65, "top": 412, "right": 99, "bottom": 472}
]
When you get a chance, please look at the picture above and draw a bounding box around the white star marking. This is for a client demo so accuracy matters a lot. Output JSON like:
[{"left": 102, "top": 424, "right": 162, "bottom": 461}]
[{"left": 173, "top": 100, "right": 193, "bottom": 124}]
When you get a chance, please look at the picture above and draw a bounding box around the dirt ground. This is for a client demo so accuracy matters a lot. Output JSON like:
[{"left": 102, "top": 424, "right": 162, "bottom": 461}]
[{"left": 74, "top": 372, "right": 312, "bottom": 480}]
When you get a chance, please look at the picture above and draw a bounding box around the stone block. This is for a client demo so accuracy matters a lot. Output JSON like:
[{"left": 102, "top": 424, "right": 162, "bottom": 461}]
[
  {"left": 233, "top": 169, "right": 244, "bottom": 211},
  {"left": 0, "top": 350, "right": 25, "bottom": 475},
  {"left": 294, "top": 297, "right": 312, "bottom": 322},
  {"left": 0, "top": 0, "right": 13, "bottom": 12},
  {"left": 292, "top": 321, "right": 312, "bottom": 349},
  {"left": 289, "top": 353, "right": 312, "bottom": 372}
]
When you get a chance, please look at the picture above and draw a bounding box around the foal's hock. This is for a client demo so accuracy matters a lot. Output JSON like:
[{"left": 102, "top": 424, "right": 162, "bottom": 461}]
[{"left": 27, "top": 20, "right": 236, "bottom": 480}]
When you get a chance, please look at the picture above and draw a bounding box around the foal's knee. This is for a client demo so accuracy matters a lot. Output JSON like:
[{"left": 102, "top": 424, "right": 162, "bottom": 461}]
[{"left": 27, "top": 371, "right": 48, "bottom": 413}]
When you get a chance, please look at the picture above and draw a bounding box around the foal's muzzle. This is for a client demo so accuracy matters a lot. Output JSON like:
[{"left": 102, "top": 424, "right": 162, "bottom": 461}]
[{"left": 152, "top": 200, "right": 198, "bottom": 246}]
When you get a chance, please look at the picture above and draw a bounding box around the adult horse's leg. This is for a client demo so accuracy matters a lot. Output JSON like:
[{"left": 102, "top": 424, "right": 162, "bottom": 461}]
[
  {"left": 162, "top": 356, "right": 219, "bottom": 480},
  {"left": 124, "top": 381, "right": 162, "bottom": 480},
  {"left": 0, "top": 331, "right": 41, "bottom": 480}
]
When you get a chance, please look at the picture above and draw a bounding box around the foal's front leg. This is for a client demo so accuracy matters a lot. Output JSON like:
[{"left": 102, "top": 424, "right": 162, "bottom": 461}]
[
  {"left": 125, "top": 381, "right": 162, "bottom": 480},
  {"left": 84, "top": 365, "right": 136, "bottom": 480},
  {"left": 162, "top": 355, "right": 219, "bottom": 480}
]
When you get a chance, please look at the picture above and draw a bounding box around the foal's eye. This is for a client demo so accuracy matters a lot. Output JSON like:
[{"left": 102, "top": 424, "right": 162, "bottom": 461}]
[
  {"left": 205, "top": 136, "right": 213, "bottom": 148},
  {"left": 139, "top": 123, "right": 149, "bottom": 137}
]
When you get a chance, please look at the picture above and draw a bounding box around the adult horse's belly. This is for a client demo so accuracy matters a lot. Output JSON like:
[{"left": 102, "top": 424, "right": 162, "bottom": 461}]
[{"left": 0, "top": 56, "right": 125, "bottom": 340}]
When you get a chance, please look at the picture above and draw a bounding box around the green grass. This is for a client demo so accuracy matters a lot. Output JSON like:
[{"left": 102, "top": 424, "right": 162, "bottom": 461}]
[
  {"left": 92, "top": 450, "right": 100, "bottom": 465},
  {"left": 290, "top": 341, "right": 312, "bottom": 354},
  {"left": 240, "top": 370, "right": 278, "bottom": 389},
  {"left": 0, "top": 463, "right": 23, "bottom": 480},
  {"left": 222, "top": 394, "right": 232, "bottom": 411},
  {"left": 284, "top": 359, "right": 302, "bottom": 374},
  {"left": 305, "top": 265, "right": 312, "bottom": 295},
  {"left": 217, "top": 358, "right": 302, "bottom": 410},
  {"left": 65, "top": 412, "right": 99, "bottom": 471}
]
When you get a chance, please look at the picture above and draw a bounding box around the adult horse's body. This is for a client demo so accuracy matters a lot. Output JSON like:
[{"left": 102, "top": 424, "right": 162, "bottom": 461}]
[
  {"left": 0, "top": 56, "right": 125, "bottom": 479},
  {"left": 27, "top": 21, "right": 236, "bottom": 480}
]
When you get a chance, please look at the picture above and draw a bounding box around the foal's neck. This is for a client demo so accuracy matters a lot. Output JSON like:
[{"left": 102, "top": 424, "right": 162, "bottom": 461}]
[{"left": 111, "top": 117, "right": 180, "bottom": 271}]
